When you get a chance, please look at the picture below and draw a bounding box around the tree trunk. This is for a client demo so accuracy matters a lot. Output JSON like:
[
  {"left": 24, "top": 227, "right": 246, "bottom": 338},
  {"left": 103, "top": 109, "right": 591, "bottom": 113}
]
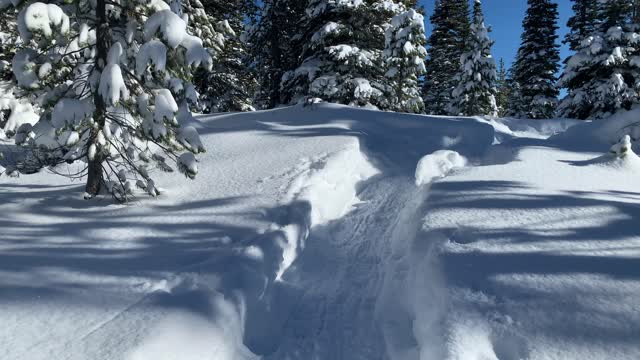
[
  {"left": 85, "top": 0, "right": 109, "bottom": 198},
  {"left": 85, "top": 155, "right": 103, "bottom": 196}
]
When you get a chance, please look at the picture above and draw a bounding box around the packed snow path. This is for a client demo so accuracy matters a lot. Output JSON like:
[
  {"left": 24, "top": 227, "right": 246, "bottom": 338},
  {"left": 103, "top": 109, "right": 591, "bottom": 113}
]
[
  {"left": 2, "top": 104, "right": 640, "bottom": 359},
  {"left": 264, "top": 177, "right": 426, "bottom": 360}
]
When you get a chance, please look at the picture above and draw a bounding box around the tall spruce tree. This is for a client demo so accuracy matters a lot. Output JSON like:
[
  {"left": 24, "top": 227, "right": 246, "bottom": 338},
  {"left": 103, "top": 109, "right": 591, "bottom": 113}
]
[
  {"left": 450, "top": 0, "right": 497, "bottom": 116},
  {"left": 563, "top": 0, "right": 600, "bottom": 52},
  {"left": 509, "top": 0, "right": 561, "bottom": 119},
  {"left": 280, "top": 0, "right": 405, "bottom": 108},
  {"left": 196, "top": 0, "right": 257, "bottom": 113},
  {"left": 2, "top": 0, "right": 213, "bottom": 200},
  {"left": 248, "top": 0, "right": 306, "bottom": 109},
  {"left": 384, "top": 7, "right": 428, "bottom": 113},
  {"left": 559, "top": 0, "right": 639, "bottom": 119},
  {"left": 422, "top": 0, "right": 470, "bottom": 115},
  {"left": 495, "top": 58, "right": 510, "bottom": 116}
]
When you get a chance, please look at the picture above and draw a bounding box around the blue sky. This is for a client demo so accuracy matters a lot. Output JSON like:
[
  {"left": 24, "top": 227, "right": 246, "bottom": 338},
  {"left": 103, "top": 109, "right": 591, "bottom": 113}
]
[{"left": 419, "top": 0, "right": 573, "bottom": 70}]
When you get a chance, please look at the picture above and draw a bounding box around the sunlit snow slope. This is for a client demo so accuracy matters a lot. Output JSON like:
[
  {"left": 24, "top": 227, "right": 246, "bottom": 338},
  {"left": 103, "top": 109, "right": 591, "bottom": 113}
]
[{"left": 1, "top": 104, "right": 638, "bottom": 360}]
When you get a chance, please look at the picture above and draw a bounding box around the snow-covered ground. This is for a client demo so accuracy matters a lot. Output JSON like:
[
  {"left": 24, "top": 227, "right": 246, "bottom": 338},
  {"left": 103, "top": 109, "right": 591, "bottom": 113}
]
[{"left": 2, "top": 104, "right": 639, "bottom": 359}]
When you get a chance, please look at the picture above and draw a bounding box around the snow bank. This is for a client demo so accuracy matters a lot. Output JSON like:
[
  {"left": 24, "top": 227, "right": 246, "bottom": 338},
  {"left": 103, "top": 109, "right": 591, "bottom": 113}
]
[
  {"left": 420, "top": 132, "right": 640, "bottom": 359},
  {"left": 285, "top": 139, "right": 379, "bottom": 226},
  {"left": 484, "top": 116, "right": 582, "bottom": 141},
  {"left": 415, "top": 150, "right": 467, "bottom": 186},
  {"left": 127, "top": 294, "right": 257, "bottom": 360},
  {"left": 273, "top": 138, "right": 379, "bottom": 279},
  {"left": 552, "top": 106, "right": 640, "bottom": 151}
]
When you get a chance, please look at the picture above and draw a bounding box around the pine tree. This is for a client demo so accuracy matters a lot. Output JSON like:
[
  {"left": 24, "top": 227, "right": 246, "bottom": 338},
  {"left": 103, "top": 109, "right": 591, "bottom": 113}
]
[
  {"left": 384, "top": 8, "right": 428, "bottom": 113},
  {"left": 196, "top": 0, "right": 257, "bottom": 113},
  {"left": 422, "top": 0, "right": 470, "bottom": 115},
  {"left": 495, "top": 58, "right": 510, "bottom": 116},
  {"left": 248, "top": 0, "right": 306, "bottom": 109},
  {"left": 506, "top": 69, "right": 526, "bottom": 118},
  {"left": 281, "top": 0, "right": 406, "bottom": 108},
  {"left": 450, "top": 0, "right": 497, "bottom": 117},
  {"left": 558, "top": 0, "right": 639, "bottom": 119},
  {"left": 0, "top": 0, "right": 21, "bottom": 82},
  {"left": 509, "top": 0, "right": 560, "bottom": 119},
  {"left": 563, "top": 0, "right": 600, "bottom": 52},
  {"left": 3, "top": 0, "right": 212, "bottom": 200}
]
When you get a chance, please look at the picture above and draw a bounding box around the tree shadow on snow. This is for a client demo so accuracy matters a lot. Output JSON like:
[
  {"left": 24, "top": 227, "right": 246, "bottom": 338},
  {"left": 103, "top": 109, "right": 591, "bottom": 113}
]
[{"left": 427, "top": 180, "right": 640, "bottom": 347}]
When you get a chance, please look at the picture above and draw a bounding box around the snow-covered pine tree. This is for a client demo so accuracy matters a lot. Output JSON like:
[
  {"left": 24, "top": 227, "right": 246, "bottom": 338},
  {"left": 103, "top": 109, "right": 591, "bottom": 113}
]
[
  {"left": 280, "top": 0, "right": 405, "bottom": 108},
  {"left": 509, "top": 0, "right": 561, "bottom": 119},
  {"left": 248, "top": 0, "right": 306, "bottom": 109},
  {"left": 0, "top": 3, "right": 19, "bottom": 81},
  {"left": 495, "top": 58, "right": 510, "bottom": 116},
  {"left": 384, "top": 7, "right": 427, "bottom": 113},
  {"left": 558, "top": 0, "right": 639, "bottom": 119},
  {"left": 422, "top": 0, "right": 470, "bottom": 115},
  {"left": 563, "top": 0, "right": 600, "bottom": 52},
  {"left": 450, "top": 0, "right": 497, "bottom": 117},
  {"left": 3, "top": 0, "right": 212, "bottom": 200},
  {"left": 195, "top": 0, "right": 257, "bottom": 113}
]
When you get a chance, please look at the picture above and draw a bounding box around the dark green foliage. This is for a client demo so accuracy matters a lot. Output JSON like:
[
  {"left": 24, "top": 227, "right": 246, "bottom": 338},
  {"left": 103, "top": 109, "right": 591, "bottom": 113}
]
[
  {"left": 564, "top": 0, "right": 600, "bottom": 52},
  {"left": 248, "top": 0, "right": 306, "bottom": 109},
  {"left": 508, "top": 0, "right": 560, "bottom": 119},
  {"left": 422, "top": 0, "right": 470, "bottom": 115},
  {"left": 495, "top": 58, "right": 509, "bottom": 116},
  {"left": 196, "top": 0, "right": 258, "bottom": 112}
]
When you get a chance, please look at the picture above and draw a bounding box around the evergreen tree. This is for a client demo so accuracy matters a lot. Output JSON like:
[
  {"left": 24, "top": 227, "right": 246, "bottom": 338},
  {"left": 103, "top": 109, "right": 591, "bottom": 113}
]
[
  {"left": 280, "top": 0, "right": 406, "bottom": 108},
  {"left": 450, "top": 0, "right": 497, "bottom": 117},
  {"left": 248, "top": 0, "right": 306, "bottom": 109},
  {"left": 564, "top": 0, "right": 600, "bottom": 52},
  {"left": 3, "top": 0, "right": 212, "bottom": 200},
  {"left": 384, "top": 8, "right": 427, "bottom": 113},
  {"left": 558, "top": 0, "right": 639, "bottom": 119},
  {"left": 509, "top": 0, "right": 561, "bottom": 119},
  {"left": 0, "top": 4, "right": 18, "bottom": 81},
  {"left": 495, "top": 58, "right": 509, "bottom": 116},
  {"left": 422, "top": 0, "right": 470, "bottom": 115},
  {"left": 196, "top": 0, "right": 257, "bottom": 112}
]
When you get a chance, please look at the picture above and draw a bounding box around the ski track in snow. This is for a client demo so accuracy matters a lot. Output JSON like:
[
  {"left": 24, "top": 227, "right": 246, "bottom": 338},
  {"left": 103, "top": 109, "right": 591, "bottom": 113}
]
[{"left": 265, "top": 177, "right": 422, "bottom": 360}]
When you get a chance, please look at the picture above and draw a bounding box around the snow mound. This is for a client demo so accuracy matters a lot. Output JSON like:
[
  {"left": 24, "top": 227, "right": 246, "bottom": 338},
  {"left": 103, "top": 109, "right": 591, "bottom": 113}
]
[
  {"left": 415, "top": 150, "right": 467, "bottom": 186},
  {"left": 273, "top": 138, "right": 379, "bottom": 280},
  {"left": 285, "top": 138, "right": 379, "bottom": 227},
  {"left": 127, "top": 303, "right": 257, "bottom": 360}
]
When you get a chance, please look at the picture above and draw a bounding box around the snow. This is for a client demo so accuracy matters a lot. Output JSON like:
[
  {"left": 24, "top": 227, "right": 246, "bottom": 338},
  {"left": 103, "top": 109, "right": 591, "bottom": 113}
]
[
  {"left": 181, "top": 34, "right": 212, "bottom": 70},
  {"left": 153, "top": 88, "right": 179, "bottom": 124},
  {"left": 142, "top": 11, "right": 211, "bottom": 69},
  {"left": 144, "top": 10, "right": 188, "bottom": 49},
  {"left": 415, "top": 150, "right": 467, "bottom": 186},
  {"left": 0, "top": 83, "right": 40, "bottom": 136},
  {"left": 99, "top": 43, "right": 129, "bottom": 106},
  {"left": 3, "top": 103, "right": 640, "bottom": 360},
  {"left": 18, "top": 2, "right": 70, "bottom": 41},
  {"left": 177, "top": 152, "right": 198, "bottom": 178},
  {"left": 136, "top": 40, "right": 167, "bottom": 75}
]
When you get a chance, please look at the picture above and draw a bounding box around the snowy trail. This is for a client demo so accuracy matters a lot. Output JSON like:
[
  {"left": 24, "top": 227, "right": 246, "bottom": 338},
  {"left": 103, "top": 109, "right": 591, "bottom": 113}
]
[{"left": 264, "top": 176, "right": 426, "bottom": 360}]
